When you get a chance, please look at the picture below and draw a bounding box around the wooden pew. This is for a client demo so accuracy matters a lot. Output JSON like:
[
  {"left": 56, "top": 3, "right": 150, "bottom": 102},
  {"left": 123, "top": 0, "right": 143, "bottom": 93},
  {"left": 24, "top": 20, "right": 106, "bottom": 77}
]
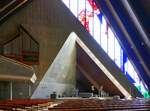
[{"left": 48, "top": 98, "right": 150, "bottom": 111}]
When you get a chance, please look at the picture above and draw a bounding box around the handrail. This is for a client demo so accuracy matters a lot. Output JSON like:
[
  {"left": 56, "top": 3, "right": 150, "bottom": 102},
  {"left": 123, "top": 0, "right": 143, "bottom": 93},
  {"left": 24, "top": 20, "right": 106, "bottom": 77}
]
[{"left": 0, "top": 75, "right": 30, "bottom": 81}]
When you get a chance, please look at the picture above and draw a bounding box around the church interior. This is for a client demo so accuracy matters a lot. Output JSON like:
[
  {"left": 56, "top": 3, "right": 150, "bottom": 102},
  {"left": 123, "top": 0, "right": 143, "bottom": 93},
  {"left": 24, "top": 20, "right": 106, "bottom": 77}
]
[{"left": 0, "top": 0, "right": 150, "bottom": 110}]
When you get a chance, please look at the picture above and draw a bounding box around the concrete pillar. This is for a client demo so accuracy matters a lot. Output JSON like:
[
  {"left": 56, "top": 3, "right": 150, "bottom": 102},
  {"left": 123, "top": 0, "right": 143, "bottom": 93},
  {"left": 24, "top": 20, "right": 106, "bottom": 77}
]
[
  {"left": 29, "top": 84, "right": 31, "bottom": 97},
  {"left": 10, "top": 81, "right": 13, "bottom": 100}
]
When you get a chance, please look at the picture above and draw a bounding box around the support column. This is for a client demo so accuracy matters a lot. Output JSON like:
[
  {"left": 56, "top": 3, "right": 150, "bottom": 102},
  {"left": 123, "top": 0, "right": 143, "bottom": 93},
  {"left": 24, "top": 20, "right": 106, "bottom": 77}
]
[
  {"left": 29, "top": 84, "right": 31, "bottom": 98},
  {"left": 10, "top": 81, "right": 12, "bottom": 100}
]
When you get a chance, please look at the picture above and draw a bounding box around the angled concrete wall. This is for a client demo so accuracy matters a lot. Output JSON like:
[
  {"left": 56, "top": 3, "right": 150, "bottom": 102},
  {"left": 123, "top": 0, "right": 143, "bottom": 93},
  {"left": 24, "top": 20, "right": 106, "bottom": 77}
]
[{"left": 32, "top": 32, "right": 76, "bottom": 98}]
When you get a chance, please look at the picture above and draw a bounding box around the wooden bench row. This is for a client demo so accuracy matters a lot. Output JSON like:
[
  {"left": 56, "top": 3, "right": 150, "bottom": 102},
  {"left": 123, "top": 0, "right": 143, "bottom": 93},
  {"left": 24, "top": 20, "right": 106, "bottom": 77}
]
[
  {"left": 0, "top": 99, "right": 52, "bottom": 110},
  {"left": 1, "top": 98, "right": 150, "bottom": 110},
  {"left": 48, "top": 98, "right": 150, "bottom": 111}
]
